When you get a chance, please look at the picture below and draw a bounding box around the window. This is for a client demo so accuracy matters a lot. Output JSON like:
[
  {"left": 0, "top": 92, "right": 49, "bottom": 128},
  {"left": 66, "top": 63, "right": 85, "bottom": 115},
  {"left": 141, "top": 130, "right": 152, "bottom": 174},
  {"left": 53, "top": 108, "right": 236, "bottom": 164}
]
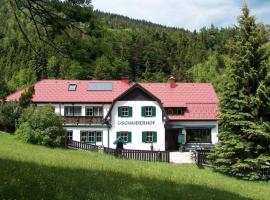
[
  {"left": 64, "top": 106, "right": 82, "bottom": 116},
  {"left": 145, "top": 107, "right": 152, "bottom": 117},
  {"left": 81, "top": 131, "right": 88, "bottom": 143},
  {"left": 118, "top": 106, "right": 132, "bottom": 117},
  {"left": 186, "top": 129, "right": 211, "bottom": 143},
  {"left": 122, "top": 107, "right": 129, "bottom": 117},
  {"left": 88, "top": 132, "right": 95, "bottom": 143},
  {"left": 96, "top": 132, "right": 102, "bottom": 142},
  {"left": 80, "top": 131, "right": 103, "bottom": 143},
  {"left": 85, "top": 106, "right": 103, "bottom": 117},
  {"left": 165, "top": 107, "right": 184, "bottom": 115},
  {"left": 68, "top": 84, "right": 77, "bottom": 91},
  {"left": 142, "top": 132, "right": 157, "bottom": 143},
  {"left": 142, "top": 106, "right": 156, "bottom": 117},
  {"left": 117, "top": 132, "right": 131, "bottom": 143},
  {"left": 67, "top": 130, "right": 73, "bottom": 141}
]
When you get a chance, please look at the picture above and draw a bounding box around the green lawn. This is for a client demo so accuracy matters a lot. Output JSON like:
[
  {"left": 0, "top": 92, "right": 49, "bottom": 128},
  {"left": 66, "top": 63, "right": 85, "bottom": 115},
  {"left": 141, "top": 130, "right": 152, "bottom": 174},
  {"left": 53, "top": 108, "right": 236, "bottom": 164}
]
[{"left": 0, "top": 133, "right": 269, "bottom": 200}]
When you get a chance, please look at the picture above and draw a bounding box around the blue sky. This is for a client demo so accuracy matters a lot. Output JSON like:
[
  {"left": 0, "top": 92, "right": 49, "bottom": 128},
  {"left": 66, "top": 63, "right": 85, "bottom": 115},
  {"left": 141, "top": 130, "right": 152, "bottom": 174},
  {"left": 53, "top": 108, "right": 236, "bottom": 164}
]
[{"left": 92, "top": 0, "right": 270, "bottom": 30}]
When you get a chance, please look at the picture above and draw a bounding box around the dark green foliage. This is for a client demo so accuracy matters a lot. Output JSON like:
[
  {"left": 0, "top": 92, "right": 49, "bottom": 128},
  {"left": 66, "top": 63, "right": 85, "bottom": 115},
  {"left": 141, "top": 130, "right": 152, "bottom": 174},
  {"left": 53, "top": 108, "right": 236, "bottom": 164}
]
[
  {"left": 16, "top": 106, "right": 66, "bottom": 147},
  {"left": 0, "top": 0, "right": 239, "bottom": 96},
  {"left": 0, "top": 101, "right": 22, "bottom": 133},
  {"left": 208, "top": 4, "right": 270, "bottom": 180},
  {"left": 18, "top": 86, "right": 34, "bottom": 108}
]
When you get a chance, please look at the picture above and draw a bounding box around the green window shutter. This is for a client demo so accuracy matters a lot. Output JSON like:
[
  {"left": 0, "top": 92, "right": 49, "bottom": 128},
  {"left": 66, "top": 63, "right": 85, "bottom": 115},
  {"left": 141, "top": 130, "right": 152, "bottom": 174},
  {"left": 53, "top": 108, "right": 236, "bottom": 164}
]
[
  {"left": 142, "top": 132, "right": 146, "bottom": 143},
  {"left": 118, "top": 107, "right": 122, "bottom": 117},
  {"left": 128, "top": 132, "right": 132, "bottom": 143},
  {"left": 141, "top": 106, "right": 146, "bottom": 117},
  {"left": 128, "top": 107, "right": 132, "bottom": 117},
  {"left": 153, "top": 132, "right": 157, "bottom": 143},
  {"left": 117, "top": 132, "right": 120, "bottom": 139},
  {"left": 152, "top": 107, "right": 156, "bottom": 117}
]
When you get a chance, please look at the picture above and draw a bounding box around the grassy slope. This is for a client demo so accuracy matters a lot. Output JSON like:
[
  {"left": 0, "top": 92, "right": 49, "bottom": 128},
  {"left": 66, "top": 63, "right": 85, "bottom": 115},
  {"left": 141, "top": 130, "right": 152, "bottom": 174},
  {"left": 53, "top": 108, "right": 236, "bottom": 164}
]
[{"left": 0, "top": 133, "right": 269, "bottom": 200}]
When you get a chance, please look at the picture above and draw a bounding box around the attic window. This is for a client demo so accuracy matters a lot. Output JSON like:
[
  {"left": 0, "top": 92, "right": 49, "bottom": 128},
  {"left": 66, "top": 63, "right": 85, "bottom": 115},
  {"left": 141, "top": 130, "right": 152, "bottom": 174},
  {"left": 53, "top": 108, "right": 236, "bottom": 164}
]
[
  {"left": 68, "top": 84, "right": 77, "bottom": 91},
  {"left": 88, "top": 82, "right": 113, "bottom": 91}
]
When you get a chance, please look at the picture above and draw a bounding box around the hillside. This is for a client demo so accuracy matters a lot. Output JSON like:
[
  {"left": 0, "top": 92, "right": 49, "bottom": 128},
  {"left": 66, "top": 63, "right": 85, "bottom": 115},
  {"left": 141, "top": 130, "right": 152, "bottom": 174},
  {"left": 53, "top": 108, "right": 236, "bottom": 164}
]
[
  {"left": 0, "top": 133, "right": 269, "bottom": 200},
  {"left": 0, "top": 1, "right": 235, "bottom": 99}
]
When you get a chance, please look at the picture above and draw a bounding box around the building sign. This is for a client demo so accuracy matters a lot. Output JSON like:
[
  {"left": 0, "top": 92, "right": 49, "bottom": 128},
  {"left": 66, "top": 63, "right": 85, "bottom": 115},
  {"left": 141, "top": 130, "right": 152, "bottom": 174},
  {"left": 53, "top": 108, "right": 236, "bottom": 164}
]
[{"left": 118, "top": 121, "right": 155, "bottom": 126}]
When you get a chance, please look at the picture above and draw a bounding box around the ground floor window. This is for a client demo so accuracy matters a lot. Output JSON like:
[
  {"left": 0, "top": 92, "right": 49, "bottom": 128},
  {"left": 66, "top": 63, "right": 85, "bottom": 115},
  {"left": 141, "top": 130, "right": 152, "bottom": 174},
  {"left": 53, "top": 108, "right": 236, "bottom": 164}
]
[
  {"left": 80, "top": 131, "right": 103, "bottom": 143},
  {"left": 117, "top": 132, "right": 132, "bottom": 143},
  {"left": 186, "top": 129, "right": 211, "bottom": 143},
  {"left": 142, "top": 131, "right": 157, "bottom": 143},
  {"left": 67, "top": 130, "right": 73, "bottom": 142}
]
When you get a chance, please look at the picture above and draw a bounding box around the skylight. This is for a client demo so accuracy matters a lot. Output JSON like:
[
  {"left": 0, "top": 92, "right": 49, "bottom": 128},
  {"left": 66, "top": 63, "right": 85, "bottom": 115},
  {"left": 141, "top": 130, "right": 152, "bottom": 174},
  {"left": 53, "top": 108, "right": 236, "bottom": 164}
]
[
  {"left": 88, "top": 82, "right": 113, "bottom": 91},
  {"left": 68, "top": 84, "right": 77, "bottom": 91}
]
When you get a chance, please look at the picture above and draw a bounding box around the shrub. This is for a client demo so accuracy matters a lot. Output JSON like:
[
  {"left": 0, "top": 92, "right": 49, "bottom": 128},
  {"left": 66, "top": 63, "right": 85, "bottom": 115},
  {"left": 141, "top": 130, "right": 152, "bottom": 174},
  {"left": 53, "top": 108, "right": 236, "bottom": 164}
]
[
  {"left": 16, "top": 106, "right": 66, "bottom": 147},
  {"left": 0, "top": 101, "right": 22, "bottom": 133}
]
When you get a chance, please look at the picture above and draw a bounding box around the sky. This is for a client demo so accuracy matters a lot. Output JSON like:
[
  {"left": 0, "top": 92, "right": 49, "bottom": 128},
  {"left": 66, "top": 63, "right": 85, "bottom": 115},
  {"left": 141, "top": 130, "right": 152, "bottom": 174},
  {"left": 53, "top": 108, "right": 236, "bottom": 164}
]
[{"left": 92, "top": 0, "right": 270, "bottom": 31}]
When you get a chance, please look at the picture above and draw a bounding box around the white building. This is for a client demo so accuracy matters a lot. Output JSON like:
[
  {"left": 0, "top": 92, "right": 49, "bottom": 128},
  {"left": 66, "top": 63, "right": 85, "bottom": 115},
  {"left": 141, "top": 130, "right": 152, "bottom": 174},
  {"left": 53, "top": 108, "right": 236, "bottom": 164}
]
[{"left": 6, "top": 76, "right": 219, "bottom": 151}]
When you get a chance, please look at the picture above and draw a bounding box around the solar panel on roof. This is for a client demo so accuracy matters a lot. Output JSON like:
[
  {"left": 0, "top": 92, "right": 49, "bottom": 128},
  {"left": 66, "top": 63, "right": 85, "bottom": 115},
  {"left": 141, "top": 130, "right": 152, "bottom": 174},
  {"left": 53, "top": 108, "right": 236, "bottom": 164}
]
[{"left": 88, "top": 82, "right": 113, "bottom": 91}]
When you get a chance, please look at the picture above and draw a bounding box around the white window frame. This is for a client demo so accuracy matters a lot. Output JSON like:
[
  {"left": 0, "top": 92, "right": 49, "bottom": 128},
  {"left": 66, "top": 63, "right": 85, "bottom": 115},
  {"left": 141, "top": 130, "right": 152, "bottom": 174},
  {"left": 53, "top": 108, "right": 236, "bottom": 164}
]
[
  {"left": 85, "top": 106, "right": 103, "bottom": 117},
  {"left": 121, "top": 107, "right": 129, "bottom": 117},
  {"left": 96, "top": 131, "right": 102, "bottom": 142},
  {"left": 81, "top": 131, "right": 88, "bottom": 143},
  {"left": 67, "top": 130, "right": 73, "bottom": 141},
  {"left": 145, "top": 106, "right": 153, "bottom": 117},
  {"left": 88, "top": 131, "right": 96, "bottom": 143},
  {"left": 64, "top": 106, "right": 82, "bottom": 116},
  {"left": 146, "top": 132, "right": 153, "bottom": 143},
  {"left": 120, "top": 132, "right": 128, "bottom": 143}
]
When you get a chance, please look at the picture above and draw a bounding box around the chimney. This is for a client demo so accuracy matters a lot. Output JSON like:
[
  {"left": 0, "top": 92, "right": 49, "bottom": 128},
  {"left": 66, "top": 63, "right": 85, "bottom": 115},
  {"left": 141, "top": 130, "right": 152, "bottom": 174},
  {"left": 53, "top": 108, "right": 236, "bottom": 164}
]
[
  {"left": 121, "top": 75, "right": 129, "bottom": 84},
  {"left": 168, "top": 76, "right": 176, "bottom": 88}
]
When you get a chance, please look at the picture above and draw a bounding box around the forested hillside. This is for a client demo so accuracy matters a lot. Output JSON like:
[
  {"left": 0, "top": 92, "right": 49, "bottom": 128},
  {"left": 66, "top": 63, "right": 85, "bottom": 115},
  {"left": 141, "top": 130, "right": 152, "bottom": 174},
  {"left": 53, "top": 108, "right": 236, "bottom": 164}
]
[{"left": 0, "top": 0, "right": 269, "bottom": 99}]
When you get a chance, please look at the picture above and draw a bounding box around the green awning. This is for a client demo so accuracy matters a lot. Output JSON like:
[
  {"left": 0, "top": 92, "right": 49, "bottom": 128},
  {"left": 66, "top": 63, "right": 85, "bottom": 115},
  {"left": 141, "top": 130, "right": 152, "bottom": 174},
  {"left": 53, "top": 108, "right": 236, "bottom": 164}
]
[{"left": 165, "top": 125, "right": 184, "bottom": 129}]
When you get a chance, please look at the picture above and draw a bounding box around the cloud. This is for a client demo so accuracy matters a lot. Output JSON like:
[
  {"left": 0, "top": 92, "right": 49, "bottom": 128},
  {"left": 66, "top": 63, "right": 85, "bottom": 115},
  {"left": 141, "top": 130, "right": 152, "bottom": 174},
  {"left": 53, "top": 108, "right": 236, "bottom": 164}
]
[{"left": 92, "top": 0, "right": 270, "bottom": 30}]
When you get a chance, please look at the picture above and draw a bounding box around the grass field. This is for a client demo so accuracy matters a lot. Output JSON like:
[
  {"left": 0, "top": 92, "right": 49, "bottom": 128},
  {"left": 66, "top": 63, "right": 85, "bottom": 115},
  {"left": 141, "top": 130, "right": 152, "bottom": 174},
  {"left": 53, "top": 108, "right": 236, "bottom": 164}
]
[{"left": 0, "top": 133, "right": 269, "bottom": 200}]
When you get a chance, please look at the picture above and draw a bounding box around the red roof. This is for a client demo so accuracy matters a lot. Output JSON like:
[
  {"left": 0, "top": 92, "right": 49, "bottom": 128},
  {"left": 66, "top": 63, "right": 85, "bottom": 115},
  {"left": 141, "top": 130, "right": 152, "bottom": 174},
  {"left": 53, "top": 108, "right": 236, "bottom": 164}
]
[{"left": 5, "top": 79, "right": 218, "bottom": 120}]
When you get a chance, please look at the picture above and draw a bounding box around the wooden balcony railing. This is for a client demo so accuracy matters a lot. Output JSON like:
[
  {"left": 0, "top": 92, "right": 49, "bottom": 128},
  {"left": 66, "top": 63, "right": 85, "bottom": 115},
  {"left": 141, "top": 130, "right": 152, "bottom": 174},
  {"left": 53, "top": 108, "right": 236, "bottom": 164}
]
[{"left": 64, "top": 116, "right": 104, "bottom": 125}]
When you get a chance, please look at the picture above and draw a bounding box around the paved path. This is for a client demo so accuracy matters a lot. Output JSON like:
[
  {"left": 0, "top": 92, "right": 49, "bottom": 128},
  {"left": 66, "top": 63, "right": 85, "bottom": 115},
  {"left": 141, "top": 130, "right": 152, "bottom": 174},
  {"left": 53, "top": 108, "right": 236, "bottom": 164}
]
[{"left": 169, "top": 152, "right": 194, "bottom": 164}]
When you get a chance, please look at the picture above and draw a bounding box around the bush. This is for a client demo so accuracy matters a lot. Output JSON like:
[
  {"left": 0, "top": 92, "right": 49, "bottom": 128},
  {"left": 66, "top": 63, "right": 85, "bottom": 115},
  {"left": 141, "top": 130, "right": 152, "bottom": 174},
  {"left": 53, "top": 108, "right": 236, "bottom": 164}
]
[
  {"left": 16, "top": 106, "right": 66, "bottom": 147},
  {"left": 0, "top": 101, "right": 22, "bottom": 133}
]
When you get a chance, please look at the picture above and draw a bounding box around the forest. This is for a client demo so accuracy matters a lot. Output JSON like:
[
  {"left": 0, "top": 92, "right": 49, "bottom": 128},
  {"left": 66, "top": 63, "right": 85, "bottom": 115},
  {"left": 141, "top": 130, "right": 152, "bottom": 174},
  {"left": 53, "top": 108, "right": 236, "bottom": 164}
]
[{"left": 1, "top": 0, "right": 265, "bottom": 99}]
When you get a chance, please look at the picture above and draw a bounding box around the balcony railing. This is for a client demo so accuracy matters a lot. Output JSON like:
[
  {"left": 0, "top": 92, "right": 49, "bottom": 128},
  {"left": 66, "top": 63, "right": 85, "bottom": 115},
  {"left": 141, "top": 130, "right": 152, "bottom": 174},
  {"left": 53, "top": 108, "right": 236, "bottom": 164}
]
[{"left": 63, "top": 116, "right": 104, "bottom": 125}]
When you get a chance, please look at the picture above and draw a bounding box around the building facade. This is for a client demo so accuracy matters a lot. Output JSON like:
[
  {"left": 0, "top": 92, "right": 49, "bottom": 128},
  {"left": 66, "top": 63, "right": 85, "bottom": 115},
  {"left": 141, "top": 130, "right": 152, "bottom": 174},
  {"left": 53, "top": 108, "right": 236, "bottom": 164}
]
[{"left": 6, "top": 77, "right": 219, "bottom": 151}]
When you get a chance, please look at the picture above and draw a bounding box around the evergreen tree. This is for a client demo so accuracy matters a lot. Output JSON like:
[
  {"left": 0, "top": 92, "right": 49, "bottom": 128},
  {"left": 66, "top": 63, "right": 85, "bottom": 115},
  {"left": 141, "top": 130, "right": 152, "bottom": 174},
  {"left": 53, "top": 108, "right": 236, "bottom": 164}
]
[{"left": 209, "top": 4, "right": 270, "bottom": 180}]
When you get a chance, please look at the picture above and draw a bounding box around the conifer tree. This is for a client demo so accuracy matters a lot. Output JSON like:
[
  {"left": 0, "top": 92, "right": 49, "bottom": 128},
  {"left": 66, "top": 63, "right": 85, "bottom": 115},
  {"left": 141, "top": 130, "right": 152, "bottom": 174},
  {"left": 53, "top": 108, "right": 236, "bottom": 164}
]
[{"left": 209, "top": 3, "right": 270, "bottom": 180}]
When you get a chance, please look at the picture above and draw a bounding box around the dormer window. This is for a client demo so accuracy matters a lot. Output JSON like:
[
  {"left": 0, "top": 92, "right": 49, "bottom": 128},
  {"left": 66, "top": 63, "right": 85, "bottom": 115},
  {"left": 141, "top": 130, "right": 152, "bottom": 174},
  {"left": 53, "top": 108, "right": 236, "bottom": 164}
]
[
  {"left": 165, "top": 107, "right": 184, "bottom": 115},
  {"left": 68, "top": 84, "right": 77, "bottom": 91}
]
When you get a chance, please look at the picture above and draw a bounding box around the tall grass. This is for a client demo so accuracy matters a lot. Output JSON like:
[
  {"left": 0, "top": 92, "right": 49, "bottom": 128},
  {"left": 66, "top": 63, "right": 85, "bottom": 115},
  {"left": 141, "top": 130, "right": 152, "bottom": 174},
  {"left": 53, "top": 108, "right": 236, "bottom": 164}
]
[{"left": 0, "top": 133, "right": 269, "bottom": 200}]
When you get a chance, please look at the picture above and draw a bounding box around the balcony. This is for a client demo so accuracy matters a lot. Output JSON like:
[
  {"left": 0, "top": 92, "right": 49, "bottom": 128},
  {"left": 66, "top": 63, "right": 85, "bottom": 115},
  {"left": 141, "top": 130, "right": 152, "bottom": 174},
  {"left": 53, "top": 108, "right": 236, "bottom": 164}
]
[{"left": 63, "top": 116, "right": 104, "bottom": 125}]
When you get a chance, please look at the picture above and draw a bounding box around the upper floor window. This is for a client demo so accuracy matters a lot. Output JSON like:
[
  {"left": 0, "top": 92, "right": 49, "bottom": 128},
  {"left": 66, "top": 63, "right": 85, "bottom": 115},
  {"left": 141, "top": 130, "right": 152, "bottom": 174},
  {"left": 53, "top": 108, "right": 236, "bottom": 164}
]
[
  {"left": 142, "top": 131, "right": 157, "bottom": 143},
  {"left": 118, "top": 106, "right": 132, "bottom": 117},
  {"left": 68, "top": 84, "right": 77, "bottom": 91},
  {"left": 85, "top": 106, "right": 103, "bottom": 117},
  {"left": 165, "top": 107, "right": 184, "bottom": 115},
  {"left": 64, "top": 106, "right": 82, "bottom": 116},
  {"left": 142, "top": 106, "right": 156, "bottom": 117}
]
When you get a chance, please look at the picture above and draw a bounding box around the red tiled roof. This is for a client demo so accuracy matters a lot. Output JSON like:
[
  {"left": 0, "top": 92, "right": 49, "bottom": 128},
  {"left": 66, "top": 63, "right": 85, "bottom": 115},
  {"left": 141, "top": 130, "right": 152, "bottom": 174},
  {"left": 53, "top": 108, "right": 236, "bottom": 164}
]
[{"left": 5, "top": 79, "right": 218, "bottom": 120}]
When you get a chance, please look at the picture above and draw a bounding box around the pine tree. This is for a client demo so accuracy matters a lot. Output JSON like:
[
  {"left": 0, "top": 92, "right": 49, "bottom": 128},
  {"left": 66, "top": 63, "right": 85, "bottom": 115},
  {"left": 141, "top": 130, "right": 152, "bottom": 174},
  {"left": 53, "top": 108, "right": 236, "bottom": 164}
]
[{"left": 209, "top": 3, "right": 270, "bottom": 180}]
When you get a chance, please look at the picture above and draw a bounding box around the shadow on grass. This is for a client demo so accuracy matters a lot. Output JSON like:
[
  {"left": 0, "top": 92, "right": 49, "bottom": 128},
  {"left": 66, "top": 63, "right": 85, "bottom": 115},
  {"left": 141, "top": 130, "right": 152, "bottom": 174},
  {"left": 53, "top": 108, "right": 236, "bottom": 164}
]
[{"left": 0, "top": 158, "right": 251, "bottom": 200}]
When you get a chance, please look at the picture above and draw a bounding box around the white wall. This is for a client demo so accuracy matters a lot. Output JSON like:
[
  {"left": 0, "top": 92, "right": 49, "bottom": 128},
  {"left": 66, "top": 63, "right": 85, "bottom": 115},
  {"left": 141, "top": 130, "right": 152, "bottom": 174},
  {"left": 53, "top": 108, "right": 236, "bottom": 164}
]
[{"left": 109, "top": 101, "right": 166, "bottom": 151}]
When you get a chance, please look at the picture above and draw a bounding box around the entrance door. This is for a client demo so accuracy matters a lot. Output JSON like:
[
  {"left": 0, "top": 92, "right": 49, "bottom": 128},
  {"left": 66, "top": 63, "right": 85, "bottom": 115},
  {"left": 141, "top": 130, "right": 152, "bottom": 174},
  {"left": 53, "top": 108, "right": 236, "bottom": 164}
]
[{"left": 165, "top": 129, "right": 180, "bottom": 150}]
